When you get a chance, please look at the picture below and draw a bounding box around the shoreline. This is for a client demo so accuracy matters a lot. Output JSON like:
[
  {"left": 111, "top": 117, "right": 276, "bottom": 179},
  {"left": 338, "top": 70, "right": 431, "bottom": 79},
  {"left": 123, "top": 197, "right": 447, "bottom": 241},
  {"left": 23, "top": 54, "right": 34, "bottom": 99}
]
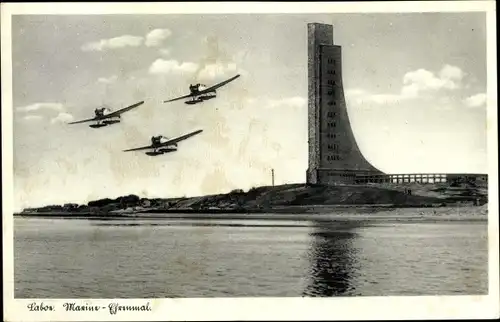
[
  {"left": 14, "top": 205, "right": 488, "bottom": 223},
  {"left": 17, "top": 182, "right": 487, "bottom": 219}
]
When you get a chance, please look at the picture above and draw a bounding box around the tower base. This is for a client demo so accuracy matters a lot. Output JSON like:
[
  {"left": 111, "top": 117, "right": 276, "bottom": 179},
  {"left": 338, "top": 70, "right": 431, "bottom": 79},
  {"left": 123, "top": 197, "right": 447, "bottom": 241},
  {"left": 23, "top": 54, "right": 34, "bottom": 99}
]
[{"left": 307, "top": 168, "right": 383, "bottom": 185}]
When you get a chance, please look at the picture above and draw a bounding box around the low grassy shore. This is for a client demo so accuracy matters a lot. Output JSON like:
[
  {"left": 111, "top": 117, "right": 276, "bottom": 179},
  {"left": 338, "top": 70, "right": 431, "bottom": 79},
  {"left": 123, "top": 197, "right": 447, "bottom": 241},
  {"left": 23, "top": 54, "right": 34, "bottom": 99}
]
[{"left": 16, "top": 182, "right": 487, "bottom": 222}]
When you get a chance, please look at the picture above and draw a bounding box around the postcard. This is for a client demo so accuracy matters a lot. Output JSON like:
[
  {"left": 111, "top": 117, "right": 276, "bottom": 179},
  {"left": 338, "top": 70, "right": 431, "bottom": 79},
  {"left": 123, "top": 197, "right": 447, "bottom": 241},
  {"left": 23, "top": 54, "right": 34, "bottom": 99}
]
[{"left": 2, "top": 1, "right": 498, "bottom": 321}]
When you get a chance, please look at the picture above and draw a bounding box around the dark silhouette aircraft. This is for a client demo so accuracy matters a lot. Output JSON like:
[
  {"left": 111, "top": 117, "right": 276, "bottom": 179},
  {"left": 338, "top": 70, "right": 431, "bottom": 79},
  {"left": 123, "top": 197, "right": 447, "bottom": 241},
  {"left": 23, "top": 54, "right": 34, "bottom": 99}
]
[
  {"left": 123, "top": 129, "right": 203, "bottom": 156},
  {"left": 163, "top": 74, "right": 240, "bottom": 105},
  {"left": 68, "top": 101, "right": 144, "bottom": 128}
]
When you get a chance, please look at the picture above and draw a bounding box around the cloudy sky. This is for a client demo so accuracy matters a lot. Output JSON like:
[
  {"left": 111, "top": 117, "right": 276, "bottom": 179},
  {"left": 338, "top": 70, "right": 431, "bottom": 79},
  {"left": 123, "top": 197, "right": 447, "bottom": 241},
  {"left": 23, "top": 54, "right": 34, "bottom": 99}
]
[{"left": 11, "top": 13, "right": 488, "bottom": 210}]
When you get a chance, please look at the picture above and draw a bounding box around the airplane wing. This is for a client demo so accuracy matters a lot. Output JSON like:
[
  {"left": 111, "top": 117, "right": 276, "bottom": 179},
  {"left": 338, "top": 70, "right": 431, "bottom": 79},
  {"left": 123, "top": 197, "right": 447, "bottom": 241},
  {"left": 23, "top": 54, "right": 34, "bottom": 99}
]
[
  {"left": 123, "top": 130, "right": 203, "bottom": 152},
  {"left": 163, "top": 75, "right": 240, "bottom": 103},
  {"left": 159, "top": 129, "right": 204, "bottom": 147},
  {"left": 163, "top": 93, "right": 194, "bottom": 103},
  {"left": 123, "top": 144, "right": 155, "bottom": 152},
  {"left": 68, "top": 117, "right": 98, "bottom": 125},
  {"left": 104, "top": 100, "right": 145, "bottom": 118},
  {"left": 198, "top": 74, "right": 241, "bottom": 95}
]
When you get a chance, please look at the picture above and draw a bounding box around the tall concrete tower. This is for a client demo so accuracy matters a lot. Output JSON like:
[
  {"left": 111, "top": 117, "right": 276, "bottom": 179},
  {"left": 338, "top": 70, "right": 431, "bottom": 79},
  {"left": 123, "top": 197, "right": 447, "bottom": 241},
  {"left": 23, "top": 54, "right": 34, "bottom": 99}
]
[{"left": 306, "top": 23, "right": 382, "bottom": 185}]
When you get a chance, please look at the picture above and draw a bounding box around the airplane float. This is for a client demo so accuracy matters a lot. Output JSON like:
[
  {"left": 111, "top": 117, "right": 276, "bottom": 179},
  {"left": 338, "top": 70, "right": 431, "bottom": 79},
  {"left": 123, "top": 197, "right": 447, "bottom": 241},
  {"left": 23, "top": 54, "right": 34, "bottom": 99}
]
[
  {"left": 123, "top": 129, "right": 203, "bottom": 156},
  {"left": 68, "top": 100, "right": 144, "bottom": 128},
  {"left": 163, "top": 74, "right": 240, "bottom": 105}
]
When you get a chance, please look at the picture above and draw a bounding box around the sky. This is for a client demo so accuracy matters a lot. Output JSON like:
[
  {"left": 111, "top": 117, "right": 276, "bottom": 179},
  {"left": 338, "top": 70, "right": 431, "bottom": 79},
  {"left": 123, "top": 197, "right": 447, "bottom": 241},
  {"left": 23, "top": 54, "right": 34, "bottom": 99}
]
[{"left": 11, "top": 13, "right": 488, "bottom": 210}]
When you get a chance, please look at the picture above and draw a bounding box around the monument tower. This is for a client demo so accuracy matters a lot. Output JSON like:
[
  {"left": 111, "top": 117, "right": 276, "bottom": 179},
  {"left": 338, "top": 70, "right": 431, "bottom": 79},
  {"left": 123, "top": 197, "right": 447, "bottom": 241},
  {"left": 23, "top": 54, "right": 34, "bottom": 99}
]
[{"left": 306, "top": 23, "right": 383, "bottom": 185}]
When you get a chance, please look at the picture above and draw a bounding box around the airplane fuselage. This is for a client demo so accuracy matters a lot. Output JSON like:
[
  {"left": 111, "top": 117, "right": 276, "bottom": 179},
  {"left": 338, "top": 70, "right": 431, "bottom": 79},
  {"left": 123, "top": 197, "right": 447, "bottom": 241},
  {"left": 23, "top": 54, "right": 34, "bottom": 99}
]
[
  {"left": 148, "top": 135, "right": 178, "bottom": 155},
  {"left": 89, "top": 119, "right": 121, "bottom": 128},
  {"left": 164, "top": 74, "right": 239, "bottom": 105},
  {"left": 146, "top": 147, "right": 178, "bottom": 156},
  {"left": 90, "top": 108, "right": 121, "bottom": 128},
  {"left": 185, "top": 92, "right": 217, "bottom": 105},
  {"left": 94, "top": 107, "right": 113, "bottom": 117}
]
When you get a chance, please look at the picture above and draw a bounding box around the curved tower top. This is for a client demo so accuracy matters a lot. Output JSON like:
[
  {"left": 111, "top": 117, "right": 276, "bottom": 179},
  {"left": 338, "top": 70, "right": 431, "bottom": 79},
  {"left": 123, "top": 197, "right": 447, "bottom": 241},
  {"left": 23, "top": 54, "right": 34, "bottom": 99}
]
[{"left": 306, "top": 23, "right": 383, "bottom": 185}]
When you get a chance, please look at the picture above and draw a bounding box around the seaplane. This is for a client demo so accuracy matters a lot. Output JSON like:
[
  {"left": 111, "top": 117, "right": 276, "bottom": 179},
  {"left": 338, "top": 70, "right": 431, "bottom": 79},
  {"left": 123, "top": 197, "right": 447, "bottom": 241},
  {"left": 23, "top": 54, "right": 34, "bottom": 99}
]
[
  {"left": 123, "top": 129, "right": 203, "bottom": 156},
  {"left": 163, "top": 74, "right": 240, "bottom": 105},
  {"left": 68, "top": 100, "right": 144, "bottom": 128}
]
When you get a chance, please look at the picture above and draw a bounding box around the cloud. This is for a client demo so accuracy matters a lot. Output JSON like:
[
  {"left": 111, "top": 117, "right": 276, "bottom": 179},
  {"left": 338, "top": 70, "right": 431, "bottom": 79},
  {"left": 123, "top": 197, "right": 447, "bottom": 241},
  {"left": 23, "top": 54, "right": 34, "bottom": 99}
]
[
  {"left": 97, "top": 75, "right": 118, "bottom": 84},
  {"left": 145, "top": 29, "right": 172, "bottom": 47},
  {"left": 17, "top": 103, "right": 64, "bottom": 113},
  {"left": 81, "top": 35, "right": 143, "bottom": 51},
  {"left": 51, "top": 112, "right": 74, "bottom": 124},
  {"left": 349, "top": 65, "right": 467, "bottom": 105},
  {"left": 402, "top": 65, "right": 464, "bottom": 95},
  {"left": 159, "top": 48, "right": 171, "bottom": 57},
  {"left": 148, "top": 59, "right": 198, "bottom": 75},
  {"left": 82, "top": 29, "right": 172, "bottom": 52},
  {"left": 439, "top": 64, "right": 466, "bottom": 81},
  {"left": 464, "top": 93, "right": 487, "bottom": 108},
  {"left": 23, "top": 115, "right": 43, "bottom": 122},
  {"left": 196, "top": 62, "right": 247, "bottom": 81}
]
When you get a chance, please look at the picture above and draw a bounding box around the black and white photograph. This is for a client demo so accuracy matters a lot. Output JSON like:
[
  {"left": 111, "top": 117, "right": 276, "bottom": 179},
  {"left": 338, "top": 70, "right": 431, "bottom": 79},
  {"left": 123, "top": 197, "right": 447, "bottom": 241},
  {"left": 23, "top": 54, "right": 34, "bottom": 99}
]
[{"left": 2, "top": 1, "right": 498, "bottom": 321}]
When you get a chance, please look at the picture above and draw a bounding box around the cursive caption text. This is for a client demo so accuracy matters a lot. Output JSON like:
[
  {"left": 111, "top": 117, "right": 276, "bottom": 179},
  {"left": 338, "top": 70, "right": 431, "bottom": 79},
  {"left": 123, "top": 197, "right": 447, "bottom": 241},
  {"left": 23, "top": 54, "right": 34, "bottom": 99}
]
[{"left": 27, "top": 302, "right": 152, "bottom": 315}]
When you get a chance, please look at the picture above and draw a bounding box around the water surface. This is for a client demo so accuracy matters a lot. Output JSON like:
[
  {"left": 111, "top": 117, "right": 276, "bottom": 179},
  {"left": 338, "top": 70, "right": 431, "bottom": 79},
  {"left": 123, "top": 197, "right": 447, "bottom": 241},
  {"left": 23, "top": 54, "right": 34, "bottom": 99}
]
[{"left": 14, "top": 215, "right": 488, "bottom": 297}]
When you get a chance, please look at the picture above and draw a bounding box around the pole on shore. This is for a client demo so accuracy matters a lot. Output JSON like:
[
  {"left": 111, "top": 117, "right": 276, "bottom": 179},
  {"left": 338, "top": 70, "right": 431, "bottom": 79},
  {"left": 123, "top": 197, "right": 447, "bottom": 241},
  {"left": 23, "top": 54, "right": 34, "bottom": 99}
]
[{"left": 271, "top": 169, "right": 275, "bottom": 186}]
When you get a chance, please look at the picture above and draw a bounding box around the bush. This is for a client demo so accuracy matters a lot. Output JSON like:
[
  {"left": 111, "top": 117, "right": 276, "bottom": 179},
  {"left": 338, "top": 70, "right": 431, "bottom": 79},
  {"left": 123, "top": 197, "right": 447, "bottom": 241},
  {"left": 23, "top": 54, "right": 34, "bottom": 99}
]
[
  {"left": 118, "top": 194, "right": 140, "bottom": 206},
  {"left": 248, "top": 187, "right": 261, "bottom": 194},
  {"left": 88, "top": 198, "right": 114, "bottom": 208}
]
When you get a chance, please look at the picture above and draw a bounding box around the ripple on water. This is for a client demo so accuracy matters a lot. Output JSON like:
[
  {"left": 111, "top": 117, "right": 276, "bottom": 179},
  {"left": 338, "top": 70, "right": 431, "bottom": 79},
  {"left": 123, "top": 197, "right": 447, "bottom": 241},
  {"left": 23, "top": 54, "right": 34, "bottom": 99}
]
[{"left": 14, "top": 216, "right": 488, "bottom": 297}]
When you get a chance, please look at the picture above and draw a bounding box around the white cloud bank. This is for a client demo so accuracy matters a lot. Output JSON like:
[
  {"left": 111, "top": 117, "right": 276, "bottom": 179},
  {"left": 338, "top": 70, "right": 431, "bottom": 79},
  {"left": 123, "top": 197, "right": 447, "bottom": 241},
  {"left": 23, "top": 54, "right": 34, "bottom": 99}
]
[
  {"left": 197, "top": 62, "right": 247, "bottom": 81},
  {"left": 16, "top": 103, "right": 72, "bottom": 124},
  {"left": 51, "top": 112, "right": 74, "bottom": 124},
  {"left": 401, "top": 64, "right": 465, "bottom": 97},
  {"left": 347, "top": 64, "right": 468, "bottom": 105},
  {"left": 464, "top": 93, "right": 487, "bottom": 108},
  {"left": 145, "top": 29, "right": 172, "bottom": 47},
  {"left": 149, "top": 59, "right": 198, "bottom": 75},
  {"left": 149, "top": 59, "right": 247, "bottom": 82},
  {"left": 17, "top": 103, "right": 64, "bottom": 113},
  {"left": 82, "top": 28, "right": 172, "bottom": 52},
  {"left": 82, "top": 35, "right": 143, "bottom": 51}
]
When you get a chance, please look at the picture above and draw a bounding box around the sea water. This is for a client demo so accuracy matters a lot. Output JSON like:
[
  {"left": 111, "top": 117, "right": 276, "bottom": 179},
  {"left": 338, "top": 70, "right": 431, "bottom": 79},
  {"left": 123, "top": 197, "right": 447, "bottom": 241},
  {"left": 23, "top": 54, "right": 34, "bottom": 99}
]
[{"left": 14, "top": 214, "right": 488, "bottom": 297}]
